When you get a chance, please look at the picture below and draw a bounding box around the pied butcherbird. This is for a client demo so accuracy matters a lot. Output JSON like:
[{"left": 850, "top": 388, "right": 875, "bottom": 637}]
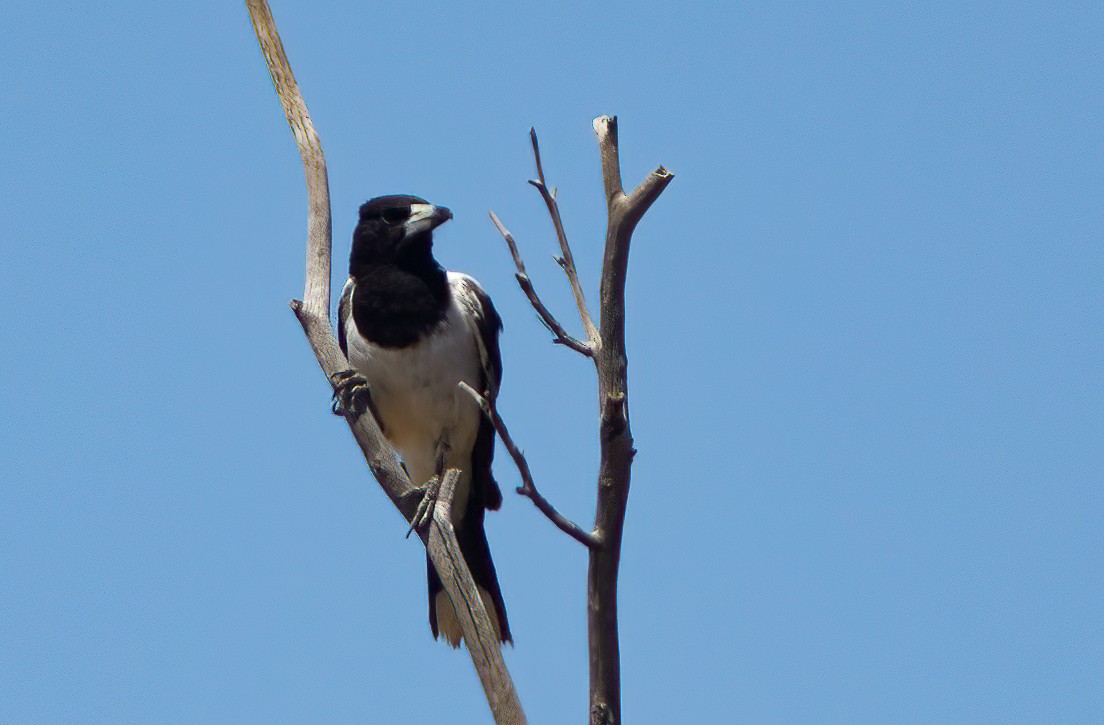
[{"left": 333, "top": 195, "right": 510, "bottom": 647}]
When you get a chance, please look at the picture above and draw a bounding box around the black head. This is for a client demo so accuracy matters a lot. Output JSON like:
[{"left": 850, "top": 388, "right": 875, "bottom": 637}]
[{"left": 350, "top": 195, "right": 452, "bottom": 275}]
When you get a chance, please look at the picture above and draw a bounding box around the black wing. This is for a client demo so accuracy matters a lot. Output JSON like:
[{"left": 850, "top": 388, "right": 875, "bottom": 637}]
[
  {"left": 449, "top": 275, "right": 510, "bottom": 641},
  {"left": 452, "top": 275, "right": 503, "bottom": 511},
  {"left": 468, "top": 281, "right": 503, "bottom": 401}
]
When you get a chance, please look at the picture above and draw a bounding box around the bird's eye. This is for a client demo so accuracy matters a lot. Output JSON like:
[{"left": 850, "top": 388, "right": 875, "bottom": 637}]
[{"left": 381, "top": 208, "right": 407, "bottom": 224}]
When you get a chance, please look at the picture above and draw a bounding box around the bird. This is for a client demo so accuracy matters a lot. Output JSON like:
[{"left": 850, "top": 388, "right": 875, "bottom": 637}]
[{"left": 333, "top": 194, "right": 510, "bottom": 647}]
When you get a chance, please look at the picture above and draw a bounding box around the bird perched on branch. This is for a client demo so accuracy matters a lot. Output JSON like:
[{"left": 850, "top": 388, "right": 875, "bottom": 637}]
[{"left": 332, "top": 195, "right": 510, "bottom": 647}]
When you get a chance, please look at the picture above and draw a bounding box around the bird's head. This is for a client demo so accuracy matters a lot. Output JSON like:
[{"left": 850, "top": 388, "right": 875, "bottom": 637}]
[{"left": 350, "top": 195, "right": 452, "bottom": 274}]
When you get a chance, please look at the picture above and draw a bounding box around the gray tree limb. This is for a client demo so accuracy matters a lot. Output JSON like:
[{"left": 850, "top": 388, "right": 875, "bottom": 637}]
[
  {"left": 491, "top": 120, "right": 672, "bottom": 725},
  {"left": 245, "top": 2, "right": 525, "bottom": 722},
  {"left": 588, "top": 115, "right": 672, "bottom": 725}
]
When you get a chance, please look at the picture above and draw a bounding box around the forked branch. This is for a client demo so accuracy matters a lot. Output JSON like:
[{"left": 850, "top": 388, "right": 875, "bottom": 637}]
[
  {"left": 493, "top": 117, "right": 672, "bottom": 725},
  {"left": 489, "top": 212, "right": 591, "bottom": 357},
  {"left": 586, "top": 115, "right": 672, "bottom": 725},
  {"left": 527, "top": 129, "right": 600, "bottom": 350},
  {"left": 489, "top": 128, "right": 608, "bottom": 359}
]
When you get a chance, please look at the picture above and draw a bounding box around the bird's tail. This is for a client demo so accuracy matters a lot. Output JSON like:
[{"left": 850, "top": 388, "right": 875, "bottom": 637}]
[{"left": 427, "top": 518, "right": 511, "bottom": 647}]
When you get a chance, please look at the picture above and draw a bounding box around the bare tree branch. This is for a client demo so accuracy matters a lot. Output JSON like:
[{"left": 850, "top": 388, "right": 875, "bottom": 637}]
[
  {"left": 245, "top": 0, "right": 330, "bottom": 319},
  {"left": 488, "top": 211, "right": 593, "bottom": 357},
  {"left": 460, "top": 383, "right": 599, "bottom": 549},
  {"left": 495, "top": 117, "right": 672, "bottom": 724},
  {"left": 246, "top": 3, "right": 524, "bottom": 722},
  {"left": 526, "top": 129, "right": 601, "bottom": 349},
  {"left": 585, "top": 114, "right": 673, "bottom": 725}
]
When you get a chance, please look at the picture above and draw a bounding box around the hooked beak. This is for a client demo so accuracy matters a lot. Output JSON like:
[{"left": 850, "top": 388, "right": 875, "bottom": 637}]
[{"left": 404, "top": 203, "right": 452, "bottom": 236}]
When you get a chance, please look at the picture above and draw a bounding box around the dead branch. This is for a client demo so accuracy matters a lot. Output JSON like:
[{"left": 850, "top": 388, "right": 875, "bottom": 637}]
[
  {"left": 587, "top": 115, "right": 672, "bottom": 725},
  {"left": 526, "top": 129, "right": 600, "bottom": 349},
  {"left": 488, "top": 212, "right": 592, "bottom": 356},
  {"left": 493, "top": 118, "right": 672, "bottom": 725},
  {"left": 460, "top": 383, "right": 599, "bottom": 549},
  {"left": 245, "top": 2, "right": 524, "bottom": 722}
]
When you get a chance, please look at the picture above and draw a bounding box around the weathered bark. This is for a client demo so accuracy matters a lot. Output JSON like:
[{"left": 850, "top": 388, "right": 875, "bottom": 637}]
[
  {"left": 588, "top": 116, "right": 672, "bottom": 725},
  {"left": 491, "top": 118, "right": 672, "bottom": 724},
  {"left": 245, "top": 2, "right": 525, "bottom": 722}
]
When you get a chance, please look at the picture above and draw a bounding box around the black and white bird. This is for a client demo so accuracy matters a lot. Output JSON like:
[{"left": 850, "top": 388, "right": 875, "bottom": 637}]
[{"left": 334, "top": 195, "right": 510, "bottom": 647}]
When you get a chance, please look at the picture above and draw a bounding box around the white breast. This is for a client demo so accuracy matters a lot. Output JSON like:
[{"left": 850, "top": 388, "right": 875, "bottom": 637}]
[{"left": 344, "top": 280, "right": 483, "bottom": 489}]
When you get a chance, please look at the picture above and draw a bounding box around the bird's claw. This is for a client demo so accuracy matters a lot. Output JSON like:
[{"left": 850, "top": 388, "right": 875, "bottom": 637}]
[
  {"left": 405, "top": 476, "right": 442, "bottom": 538},
  {"left": 330, "top": 369, "right": 371, "bottom": 417}
]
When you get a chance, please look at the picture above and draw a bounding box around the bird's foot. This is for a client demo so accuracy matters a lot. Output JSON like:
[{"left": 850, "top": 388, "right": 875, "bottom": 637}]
[
  {"left": 330, "top": 369, "right": 371, "bottom": 417},
  {"left": 405, "top": 476, "right": 442, "bottom": 539}
]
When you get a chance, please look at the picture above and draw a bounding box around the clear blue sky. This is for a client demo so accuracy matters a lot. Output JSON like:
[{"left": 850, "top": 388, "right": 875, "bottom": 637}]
[{"left": 2, "top": 2, "right": 1101, "bottom": 722}]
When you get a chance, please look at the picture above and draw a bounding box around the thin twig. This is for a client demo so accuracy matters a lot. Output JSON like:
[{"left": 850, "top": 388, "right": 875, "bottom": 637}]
[
  {"left": 488, "top": 211, "right": 593, "bottom": 357},
  {"left": 459, "top": 383, "right": 599, "bottom": 549},
  {"left": 527, "top": 128, "right": 601, "bottom": 350}
]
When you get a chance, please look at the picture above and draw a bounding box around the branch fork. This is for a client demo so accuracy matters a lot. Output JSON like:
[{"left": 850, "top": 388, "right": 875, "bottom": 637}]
[
  {"left": 490, "top": 129, "right": 606, "bottom": 360},
  {"left": 490, "top": 116, "right": 672, "bottom": 725},
  {"left": 489, "top": 211, "right": 592, "bottom": 357}
]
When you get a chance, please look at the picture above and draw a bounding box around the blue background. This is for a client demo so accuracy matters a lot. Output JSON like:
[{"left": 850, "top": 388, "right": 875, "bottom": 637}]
[{"left": 2, "top": 2, "right": 1101, "bottom": 722}]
